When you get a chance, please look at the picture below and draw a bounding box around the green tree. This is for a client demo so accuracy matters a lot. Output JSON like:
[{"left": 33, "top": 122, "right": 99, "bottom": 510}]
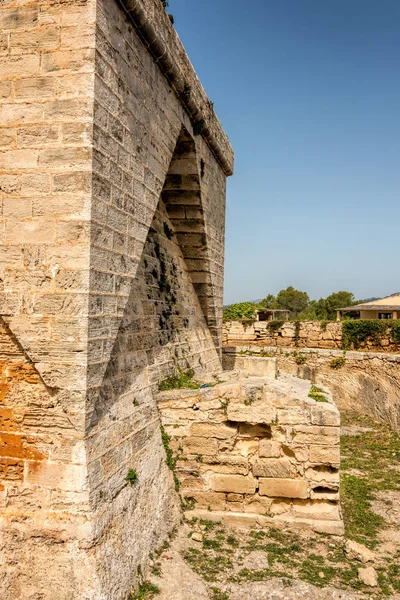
[
  {"left": 276, "top": 286, "right": 309, "bottom": 318},
  {"left": 316, "top": 291, "right": 355, "bottom": 321},
  {"left": 259, "top": 294, "right": 278, "bottom": 309},
  {"left": 223, "top": 302, "right": 259, "bottom": 321}
]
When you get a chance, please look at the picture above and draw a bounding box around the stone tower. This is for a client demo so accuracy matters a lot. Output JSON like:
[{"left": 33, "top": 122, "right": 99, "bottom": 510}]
[{"left": 0, "top": 0, "right": 233, "bottom": 597}]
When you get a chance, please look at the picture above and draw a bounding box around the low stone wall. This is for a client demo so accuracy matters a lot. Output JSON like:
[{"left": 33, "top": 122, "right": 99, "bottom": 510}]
[
  {"left": 157, "top": 370, "right": 343, "bottom": 535},
  {"left": 223, "top": 346, "right": 400, "bottom": 431},
  {"left": 223, "top": 320, "right": 399, "bottom": 352}
]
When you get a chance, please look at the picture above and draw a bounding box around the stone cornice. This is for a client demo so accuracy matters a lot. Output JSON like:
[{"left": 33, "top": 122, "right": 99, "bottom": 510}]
[{"left": 121, "top": 0, "right": 234, "bottom": 176}]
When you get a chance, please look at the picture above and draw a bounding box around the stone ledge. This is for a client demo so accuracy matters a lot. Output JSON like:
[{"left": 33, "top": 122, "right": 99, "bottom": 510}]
[
  {"left": 185, "top": 509, "right": 345, "bottom": 536},
  {"left": 120, "top": 0, "right": 234, "bottom": 176}
]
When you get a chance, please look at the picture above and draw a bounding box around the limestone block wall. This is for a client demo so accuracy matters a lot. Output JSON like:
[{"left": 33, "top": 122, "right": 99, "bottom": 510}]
[
  {"left": 224, "top": 345, "right": 400, "bottom": 431},
  {"left": 0, "top": 0, "right": 233, "bottom": 597},
  {"left": 157, "top": 372, "right": 343, "bottom": 535},
  {"left": 0, "top": 321, "right": 94, "bottom": 598},
  {"left": 223, "top": 320, "right": 399, "bottom": 351}
]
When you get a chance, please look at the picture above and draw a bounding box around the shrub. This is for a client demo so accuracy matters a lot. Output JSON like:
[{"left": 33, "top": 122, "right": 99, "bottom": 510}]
[
  {"left": 159, "top": 369, "right": 200, "bottom": 390},
  {"left": 342, "top": 320, "right": 388, "bottom": 350},
  {"left": 267, "top": 320, "right": 285, "bottom": 333},
  {"left": 390, "top": 321, "right": 400, "bottom": 346},
  {"left": 126, "top": 469, "right": 138, "bottom": 486},
  {"left": 330, "top": 356, "right": 346, "bottom": 369},
  {"left": 295, "top": 354, "right": 307, "bottom": 365},
  {"left": 223, "top": 302, "right": 259, "bottom": 321}
]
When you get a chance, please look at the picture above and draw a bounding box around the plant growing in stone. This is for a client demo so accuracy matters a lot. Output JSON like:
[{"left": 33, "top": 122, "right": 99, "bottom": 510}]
[
  {"left": 330, "top": 356, "right": 346, "bottom": 369},
  {"left": 126, "top": 469, "right": 138, "bottom": 486},
  {"left": 294, "top": 353, "right": 307, "bottom": 365},
  {"left": 160, "top": 426, "right": 180, "bottom": 491},
  {"left": 129, "top": 581, "right": 160, "bottom": 600},
  {"left": 308, "top": 385, "right": 328, "bottom": 403},
  {"left": 158, "top": 369, "right": 200, "bottom": 390}
]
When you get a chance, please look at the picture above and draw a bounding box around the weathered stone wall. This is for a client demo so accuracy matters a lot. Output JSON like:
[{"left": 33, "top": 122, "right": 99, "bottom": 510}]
[
  {"left": 0, "top": 321, "right": 95, "bottom": 598},
  {"left": 0, "top": 1, "right": 96, "bottom": 596},
  {"left": 223, "top": 346, "right": 400, "bottom": 431},
  {"left": 157, "top": 370, "right": 343, "bottom": 535},
  {"left": 223, "top": 320, "right": 399, "bottom": 352},
  {"left": 0, "top": 0, "right": 233, "bottom": 596}
]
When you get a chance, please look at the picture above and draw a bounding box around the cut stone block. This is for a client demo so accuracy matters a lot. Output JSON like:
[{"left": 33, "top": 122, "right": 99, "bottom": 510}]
[
  {"left": 309, "top": 445, "right": 340, "bottom": 465},
  {"left": 276, "top": 407, "right": 310, "bottom": 425},
  {"left": 244, "top": 495, "right": 272, "bottom": 515},
  {"left": 259, "top": 440, "right": 281, "bottom": 458},
  {"left": 210, "top": 474, "right": 257, "bottom": 494},
  {"left": 182, "top": 437, "right": 218, "bottom": 456},
  {"left": 234, "top": 356, "right": 278, "bottom": 378},
  {"left": 311, "top": 403, "right": 340, "bottom": 427},
  {"left": 252, "top": 458, "right": 294, "bottom": 479},
  {"left": 227, "top": 403, "right": 275, "bottom": 425},
  {"left": 190, "top": 422, "right": 237, "bottom": 439},
  {"left": 291, "top": 500, "right": 341, "bottom": 521},
  {"left": 291, "top": 425, "right": 339, "bottom": 445},
  {"left": 187, "top": 492, "right": 226, "bottom": 511},
  {"left": 259, "top": 478, "right": 308, "bottom": 499},
  {"left": 305, "top": 466, "right": 340, "bottom": 484}
]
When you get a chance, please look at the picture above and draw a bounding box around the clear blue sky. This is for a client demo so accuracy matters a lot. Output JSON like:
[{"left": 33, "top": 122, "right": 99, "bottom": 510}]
[{"left": 171, "top": 0, "right": 400, "bottom": 304}]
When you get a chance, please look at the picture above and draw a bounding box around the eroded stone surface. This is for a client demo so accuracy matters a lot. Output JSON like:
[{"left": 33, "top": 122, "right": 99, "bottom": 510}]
[{"left": 157, "top": 372, "right": 343, "bottom": 534}]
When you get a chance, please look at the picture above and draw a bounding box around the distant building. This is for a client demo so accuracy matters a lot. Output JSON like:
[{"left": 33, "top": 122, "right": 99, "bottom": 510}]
[
  {"left": 337, "top": 294, "right": 400, "bottom": 321},
  {"left": 257, "top": 309, "right": 290, "bottom": 322}
]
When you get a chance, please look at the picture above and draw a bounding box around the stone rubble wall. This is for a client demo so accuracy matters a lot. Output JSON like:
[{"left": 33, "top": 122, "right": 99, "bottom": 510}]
[
  {"left": 157, "top": 369, "right": 343, "bottom": 535},
  {"left": 223, "top": 346, "right": 400, "bottom": 431},
  {"left": 223, "top": 320, "right": 399, "bottom": 352},
  {"left": 0, "top": 0, "right": 233, "bottom": 597}
]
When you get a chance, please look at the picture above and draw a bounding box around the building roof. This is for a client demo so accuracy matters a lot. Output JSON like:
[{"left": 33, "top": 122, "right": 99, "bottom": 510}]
[
  {"left": 339, "top": 294, "right": 400, "bottom": 312},
  {"left": 256, "top": 309, "right": 289, "bottom": 314}
]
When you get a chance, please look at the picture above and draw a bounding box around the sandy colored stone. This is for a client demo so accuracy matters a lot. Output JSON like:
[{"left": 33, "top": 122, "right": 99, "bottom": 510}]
[
  {"left": 190, "top": 422, "right": 237, "bottom": 439},
  {"left": 291, "top": 425, "right": 339, "bottom": 446},
  {"left": 311, "top": 404, "right": 340, "bottom": 427},
  {"left": 358, "top": 566, "right": 378, "bottom": 587},
  {"left": 276, "top": 407, "right": 310, "bottom": 425},
  {"left": 0, "top": 0, "right": 233, "bottom": 597},
  {"left": 234, "top": 355, "right": 278, "bottom": 378},
  {"left": 227, "top": 493, "right": 243, "bottom": 502},
  {"left": 309, "top": 445, "right": 340, "bottom": 465},
  {"left": 345, "top": 539, "right": 375, "bottom": 563},
  {"left": 270, "top": 499, "right": 291, "bottom": 515},
  {"left": 259, "top": 439, "right": 281, "bottom": 458},
  {"left": 252, "top": 458, "right": 294, "bottom": 479},
  {"left": 182, "top": 437, "right": 218, "bottom": 456},
  {"left": 200, "top": 454, "right": 249, "bottom": 475},
  {"left": 227, "top": 402, "right": 275, "bottom": 425},
  {"left": 244, "top": 494, "right": 273, "bottom": 515},
  {"left": 259, "top": 478, "right": 308, "bottom": 499},
  {"left": 305, "top": 467, "right": 339, "bottom": 484},
  {"left": 233, "top": 438, "right": 259, "bottom": 456},
  {"left": 291, "top": 500, "right": 341, "bottom": 521},
  {"left": 188, "top": 492, "right": 226, "bottom": 511},
  {"left": 210, "top": 474, "right": 257, "bottom": 494}
]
